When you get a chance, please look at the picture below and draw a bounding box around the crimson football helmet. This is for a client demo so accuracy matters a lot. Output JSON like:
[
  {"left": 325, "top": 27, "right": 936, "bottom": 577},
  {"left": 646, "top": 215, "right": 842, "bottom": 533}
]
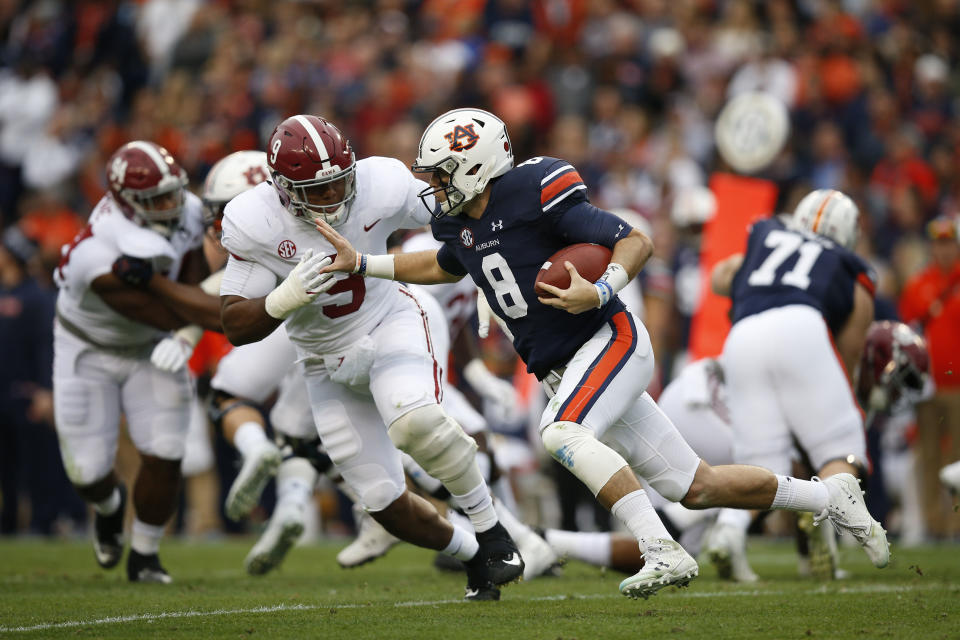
[
  {"left": 267, "top": 115, "right": 356, "bottom": 226},
  {"left": 106, "top": 141, "right": 188, "bottom": 238},
  {"left": 857, "top": 321, "right": 930, "bottom": 412}
]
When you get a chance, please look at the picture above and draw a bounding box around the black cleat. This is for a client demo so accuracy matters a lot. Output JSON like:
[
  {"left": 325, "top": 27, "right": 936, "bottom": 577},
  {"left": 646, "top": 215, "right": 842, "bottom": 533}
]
[
  {"left": 92, "top": 485, "right": 127, "bottom": 569},
  {"left": 463, "top": 554, "right": 500, "bottom": 601},
  {"left": 476, "top": 522, "right": 524, "bottom": 586},
  {"left": 127, "top": 550, "right": 173, "bottom": 584}
]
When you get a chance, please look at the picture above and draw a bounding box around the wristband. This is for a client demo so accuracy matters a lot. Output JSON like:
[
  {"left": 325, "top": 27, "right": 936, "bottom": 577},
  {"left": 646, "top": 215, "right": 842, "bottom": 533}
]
[
  {"left": 363, "top": 254, "right": 395, "bottom": 280},
  {"left": 594, "top": 263, "right": 629, "bottom": 307}
]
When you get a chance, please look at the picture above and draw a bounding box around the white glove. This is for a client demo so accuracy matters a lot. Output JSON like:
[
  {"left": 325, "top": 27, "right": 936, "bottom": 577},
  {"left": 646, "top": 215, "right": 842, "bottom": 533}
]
[
  {"left": 463, "top": 358, "right": 518, "bottom": 413},
  {"left": 151, "top": 325, "right": 204, "bottom": 372},
  {"left": 264, "top": 249, "right": 335, "bottom": 319},
  {"left": 476, "top": 288, "right": 514, "bottom": 341}
]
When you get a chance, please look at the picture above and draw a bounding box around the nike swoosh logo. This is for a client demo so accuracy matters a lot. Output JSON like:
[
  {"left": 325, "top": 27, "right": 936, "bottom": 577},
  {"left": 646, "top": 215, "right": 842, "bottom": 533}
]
[
  {"left": 503, "top": 554, "right": 522, "bottom": 566},
  {"left": 363, "top": 219, "right": 382, "bottom": 232}
]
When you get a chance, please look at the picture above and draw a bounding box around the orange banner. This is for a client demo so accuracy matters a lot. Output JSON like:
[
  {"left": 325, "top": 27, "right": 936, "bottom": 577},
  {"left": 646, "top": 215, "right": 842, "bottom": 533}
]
[{"left": 688, "top": 173, "right": 779, "bottom": 360}]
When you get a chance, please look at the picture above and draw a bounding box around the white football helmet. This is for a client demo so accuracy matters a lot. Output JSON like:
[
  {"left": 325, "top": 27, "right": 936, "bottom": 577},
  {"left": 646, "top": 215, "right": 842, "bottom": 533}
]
[
  {"left": 791, "top": 189, "right": 859, "bottom": 249},
  {"left": 412, "top": 108, "right": 513, "bottom": 217},
  {"left": 202, "top": 151, "right": 271, "bottom": 231}
]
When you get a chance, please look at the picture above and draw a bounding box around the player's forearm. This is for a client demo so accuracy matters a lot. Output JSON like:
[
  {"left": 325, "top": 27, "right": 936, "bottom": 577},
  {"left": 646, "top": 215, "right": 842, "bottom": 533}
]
[
  {"left": 147, "top": 276, "right": 223, "bottom": 331},
  {"left": 711, "top": 254, "right": 744, "bottom": 297},
  {"left": 392, "top": 251, "right": 462, "bottom": 284},
  {"left": 93, "top": 276, "right": 191, "bottom": 331},
  {"left": 610, "top": 229, "right": 653, "bottom": 280},
  {"left": 220, "top": 295, "right": 283, "bottom": 345}
]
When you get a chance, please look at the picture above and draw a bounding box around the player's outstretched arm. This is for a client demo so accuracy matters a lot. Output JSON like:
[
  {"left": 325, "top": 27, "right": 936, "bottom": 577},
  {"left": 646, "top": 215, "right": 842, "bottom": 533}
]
[
  {"left": 314, "top": 219, "right": 461, "bottom": 284},
  {"left": 835, "top": 282, "right": 875, "bottom": 385}
]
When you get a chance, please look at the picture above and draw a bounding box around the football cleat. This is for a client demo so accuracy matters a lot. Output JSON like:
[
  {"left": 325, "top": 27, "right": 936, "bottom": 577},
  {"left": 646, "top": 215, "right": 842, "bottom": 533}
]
[
  {"left": 225, "top": 441, "right": 282, "bottom": 521},
  {"left": 93, "top": 484, "right": 127, "bottom": 569},
  {"left": 245, "top": 500, "right": 305, "bottom": 576},
  {"left": 336, "top": 505, "right": 400, "bottom": 568},
  {"left": 127, "top": 550, "right": 173, "bottom": 584},
  {"left": 475, "top": 522, "right": 524, "bottom": 586},
  {"left": 814, "top": 473, "right": 890, "bottom": 568},
  {"left": 619, "top": 538, "right": 699, "bottom": 599},
  {"left": 434, "top": 551, "right": 465, "bottom": 572},
  {"left": 463, "top": 553, "right": 500, "bottom": 601},
  {"left": 940, "top": 461, "right": 960, "bottom": 494},
  {"left": 705, "top": 522, "right": 758, "bottom": 583},
  {"left": 517, "top": 530, "right": 561, "bottom": 581}
]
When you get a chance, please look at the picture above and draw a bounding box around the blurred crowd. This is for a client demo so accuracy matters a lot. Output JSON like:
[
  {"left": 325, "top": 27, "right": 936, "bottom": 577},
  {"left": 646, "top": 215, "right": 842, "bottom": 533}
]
[{"left": 1, "top": 0, "right": 958, "bottom": 545}]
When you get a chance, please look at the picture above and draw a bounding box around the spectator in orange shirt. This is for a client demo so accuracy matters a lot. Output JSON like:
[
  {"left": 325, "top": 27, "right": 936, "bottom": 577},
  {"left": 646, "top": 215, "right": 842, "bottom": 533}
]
[{"left": 898, "top": 216, "right": 960, "bottom": 539}]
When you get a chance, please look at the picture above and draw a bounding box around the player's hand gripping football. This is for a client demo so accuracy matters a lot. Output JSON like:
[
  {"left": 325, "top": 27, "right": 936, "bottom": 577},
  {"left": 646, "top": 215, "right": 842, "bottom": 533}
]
[
  {"left": 313, "top": 219, "right": 357, "bottom": 274},
  {"left": 535, "top": 261, "right": 601, "bottom": 314}
]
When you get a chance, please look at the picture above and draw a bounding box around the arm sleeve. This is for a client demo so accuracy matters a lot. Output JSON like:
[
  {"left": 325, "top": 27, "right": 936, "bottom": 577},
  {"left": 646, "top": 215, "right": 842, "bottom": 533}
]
[
  {"left": 550, "top": 200, "right": 633, "bottom": 249},
  {"left": 220, "top": 254, "right": 279, "bottom": 299},
  {"left": 67, "top": 237, "right": 115, "bottom": 287},
  {"left": 436, "top": 244, "right": 468, "bottom": 277}
]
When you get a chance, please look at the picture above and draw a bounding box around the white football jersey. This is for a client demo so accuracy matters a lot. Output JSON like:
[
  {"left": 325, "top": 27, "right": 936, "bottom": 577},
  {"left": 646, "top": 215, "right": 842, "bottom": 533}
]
[
  {"left": 54, "top": 192, "right": 205, "bottom": 347},
  {"left": 402, "top": 231, "right": 477, "bottom": 339},
  {"left": 220, "top": 156, "right": 433, "bottom": 355}
]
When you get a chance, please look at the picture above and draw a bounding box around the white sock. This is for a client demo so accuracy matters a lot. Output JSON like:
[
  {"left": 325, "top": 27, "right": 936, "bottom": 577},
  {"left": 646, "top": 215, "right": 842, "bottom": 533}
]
[
  {"left": 130, "top": 518, "right": 165, "bottom": 555},
  {"left": 493, "top": 498, "right": 534, "bottom": 545},
  {"left": 451, "top": 484, "right": 498, "bottom": 533},
  {"left": 544, "top": 529, "right": 612, "bottom": 567},
  {"left": 442, "top": 525, "right": 480, "bottom": 561},
  {"left": 234, "top": 421, "right": 269, "bottom": 458},
  {"left": 611, "top": 489, "right": 673, "bottom": 552},
  {"left": 93, "top": 487, "right": 121, "bottom": 515},
  {"left": 276, "top": 458, "right": 316, "bottom": 506},
  {"left": 446, "top": 507, "right": 475, "bottom": 533},
  {"left": 771, "top": 475, "right": 829, "bottom": 512}
]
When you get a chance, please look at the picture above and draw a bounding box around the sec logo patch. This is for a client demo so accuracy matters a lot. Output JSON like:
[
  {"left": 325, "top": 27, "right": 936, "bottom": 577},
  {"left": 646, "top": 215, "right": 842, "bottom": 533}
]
[
  {"left": 278, "top": 240, "right": 297, "bottom": 258},
  {"left": 460, "top": 228, "right": 474, "bottom": 248}
]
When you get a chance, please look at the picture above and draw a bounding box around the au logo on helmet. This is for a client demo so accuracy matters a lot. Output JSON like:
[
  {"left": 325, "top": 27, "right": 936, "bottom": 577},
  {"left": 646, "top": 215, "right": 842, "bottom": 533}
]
[{"left": 445, "top": 124, "right": 479, "bottom": 152}]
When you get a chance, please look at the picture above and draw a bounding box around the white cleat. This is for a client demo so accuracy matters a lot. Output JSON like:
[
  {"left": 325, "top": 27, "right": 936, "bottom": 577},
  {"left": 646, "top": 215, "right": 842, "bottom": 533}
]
[
  {"left": 815, "top": 473, "right": 890, "bottom": 568},
  {"left": 517, "top": 531, "right": 561, "bottom": 581},
  {"left": 940, "top": 461, "right": 960, "bottom": 493},
  {"left": 225, "top": 442, "right": 282, "bottom": 521},
  {"left": 336, "top": 505, "right": 400, "bottom": 568},
  {"left": 705, "top": 523, "right": 759, "bottom": 583},
  {"left": 619, "top": 538, "right": 699, "bottom": 599},
  {"left": 245, "top": 500, "right": 305, "bottom": 576}
]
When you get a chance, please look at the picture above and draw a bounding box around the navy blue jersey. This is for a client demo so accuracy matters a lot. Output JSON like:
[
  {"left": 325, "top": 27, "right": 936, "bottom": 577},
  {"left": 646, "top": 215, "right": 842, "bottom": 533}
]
[
  {"left": 730, "top": 217, "right": 876, "bottom": 335},
  {"left": 431, "top": 156, "right": 630, "bottom": 379}
]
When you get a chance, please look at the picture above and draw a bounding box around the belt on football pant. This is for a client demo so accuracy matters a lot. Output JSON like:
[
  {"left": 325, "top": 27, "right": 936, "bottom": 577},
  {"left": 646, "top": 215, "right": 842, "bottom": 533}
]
[{"left": 55, "top": 309, "right": 157, "bottom": 359}]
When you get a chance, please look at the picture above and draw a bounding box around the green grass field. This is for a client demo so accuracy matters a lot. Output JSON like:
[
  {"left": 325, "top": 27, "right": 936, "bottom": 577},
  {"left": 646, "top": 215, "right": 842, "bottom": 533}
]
[{"left": 0, "top": 537, "right": 956, "bottom": 639}]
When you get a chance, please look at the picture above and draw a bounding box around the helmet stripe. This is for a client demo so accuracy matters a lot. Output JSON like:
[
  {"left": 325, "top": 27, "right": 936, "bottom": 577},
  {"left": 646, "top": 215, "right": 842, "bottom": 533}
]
[
  {"left": 811, "top": 190, "right": 837, "bottom": 233},
  {"left": 127, "top": 140, "right": 171, "bottom": 179},
  {"left": 292, "top": 115, "right": 330, "bottom": 165}
]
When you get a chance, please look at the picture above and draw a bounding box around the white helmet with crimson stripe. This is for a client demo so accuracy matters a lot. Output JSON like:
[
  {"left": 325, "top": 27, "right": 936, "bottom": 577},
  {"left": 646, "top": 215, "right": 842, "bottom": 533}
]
[{"left": 791, "top": 189, "right": 859, "bottom": 249}]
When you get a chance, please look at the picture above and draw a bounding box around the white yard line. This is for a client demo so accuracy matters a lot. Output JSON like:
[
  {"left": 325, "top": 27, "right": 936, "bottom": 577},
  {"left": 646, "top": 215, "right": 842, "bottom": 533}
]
[{"left": 0, "top": 583, "right": 947, "bottom": 633}]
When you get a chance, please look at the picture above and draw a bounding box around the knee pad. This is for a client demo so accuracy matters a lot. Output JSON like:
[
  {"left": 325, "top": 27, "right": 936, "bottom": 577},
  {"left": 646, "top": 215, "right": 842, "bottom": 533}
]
[
  {"left": 207, "top": 390, "right": 262, "bottom": 433},
  {"left": 388, "top": 404, "right": 477, "bottom": 486},
  {"left": 360, "top": 479, "right": 406, "bottom": 513},
  {"left": 540, "top": 421, "right": 628, "bottom": 496},
  {"left": 275, "top": 433, "right": 334, "bottom": 475}
]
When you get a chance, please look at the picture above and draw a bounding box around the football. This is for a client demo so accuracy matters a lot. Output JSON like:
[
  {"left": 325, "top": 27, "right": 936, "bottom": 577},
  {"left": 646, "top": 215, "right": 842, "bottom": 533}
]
[{"left": 535, "top": 243, "right": 612, "bottom": 298}]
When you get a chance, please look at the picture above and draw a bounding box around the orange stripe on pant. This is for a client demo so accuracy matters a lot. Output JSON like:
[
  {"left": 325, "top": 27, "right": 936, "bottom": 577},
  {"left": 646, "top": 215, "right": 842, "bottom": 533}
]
[{"left": 558, "top": 312, "right": 634, "bottom": 423}]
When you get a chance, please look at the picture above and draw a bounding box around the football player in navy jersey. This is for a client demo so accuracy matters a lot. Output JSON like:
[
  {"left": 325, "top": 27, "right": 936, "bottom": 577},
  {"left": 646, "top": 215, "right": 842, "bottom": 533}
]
[
  {"left": 709, "top": 189, "right": 888, "bottom": 576},
  {"left": 316, "top": 109, "right": 889, "bottom": 599}
]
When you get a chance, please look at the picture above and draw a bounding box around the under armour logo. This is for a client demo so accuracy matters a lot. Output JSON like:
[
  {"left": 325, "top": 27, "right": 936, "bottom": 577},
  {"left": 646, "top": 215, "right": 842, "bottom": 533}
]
[
  {"left": 615, "top": 223, "right": 624, "bottom": 238},
  {"left": 491, "top": 220, "right": 503, "bottom": 231}
]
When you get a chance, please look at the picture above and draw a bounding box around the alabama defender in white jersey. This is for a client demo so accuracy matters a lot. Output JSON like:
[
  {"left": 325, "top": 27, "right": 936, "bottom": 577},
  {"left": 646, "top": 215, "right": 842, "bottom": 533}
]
[
  {"left": 53, "top": 141, "right": 222, "bottom": 583},
  {"left": 219, "top": 115, "right": 521, "bottom": 600},
  {"left": 317, "top": 107, "right": 892, "bottom": 600}
]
